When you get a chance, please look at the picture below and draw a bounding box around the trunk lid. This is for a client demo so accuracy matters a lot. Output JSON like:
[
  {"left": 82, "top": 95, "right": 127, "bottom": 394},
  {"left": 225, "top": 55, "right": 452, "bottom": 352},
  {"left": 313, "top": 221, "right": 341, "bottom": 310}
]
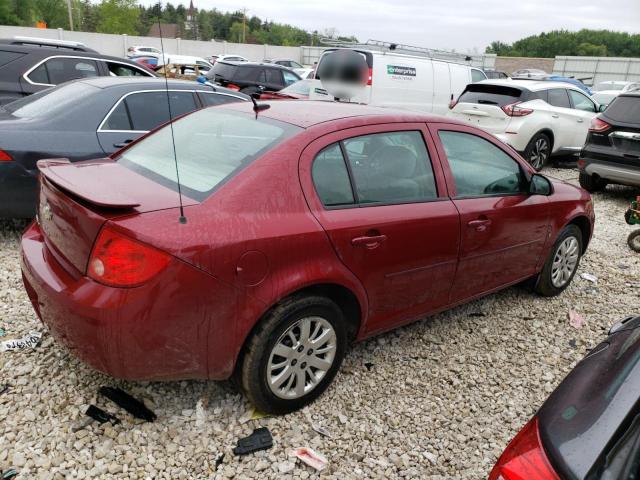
[
  {"left": 449, "top": 101, "right": 512, "bottom": 132},
  {"left": 37, "top": 158, "right": 197, "bottom": 273},
  {"left": 537, "top": 316, "right": 640, "bottom": 479}
]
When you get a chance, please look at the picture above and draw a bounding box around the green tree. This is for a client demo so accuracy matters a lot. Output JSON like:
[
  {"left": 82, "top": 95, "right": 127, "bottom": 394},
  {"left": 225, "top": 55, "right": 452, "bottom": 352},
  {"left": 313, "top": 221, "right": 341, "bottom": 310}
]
[
  {"left": 0, "top": 0, "right": 21, "bottom": 25},
  {"left": 96, "top": 0, "right": 139, "bottom": 35},
  {"left": 32, "top": 0, "right": 67, "bottom": 28}
]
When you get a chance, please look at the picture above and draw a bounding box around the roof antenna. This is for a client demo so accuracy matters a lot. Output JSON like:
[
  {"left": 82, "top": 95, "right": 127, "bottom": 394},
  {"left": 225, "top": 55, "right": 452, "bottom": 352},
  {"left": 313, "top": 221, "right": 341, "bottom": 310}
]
[
  {"left": 250, "top": 95, "right": 270, "bottom": 119},
  {"left": 157, "top": 14, "right": 187, "bottom": 224}
]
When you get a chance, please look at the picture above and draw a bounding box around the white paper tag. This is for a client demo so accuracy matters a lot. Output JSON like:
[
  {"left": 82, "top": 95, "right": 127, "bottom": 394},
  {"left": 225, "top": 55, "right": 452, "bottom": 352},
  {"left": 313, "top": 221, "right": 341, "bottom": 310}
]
[{"left": 0, "top": 331, "right": 43, "bottom": 352}]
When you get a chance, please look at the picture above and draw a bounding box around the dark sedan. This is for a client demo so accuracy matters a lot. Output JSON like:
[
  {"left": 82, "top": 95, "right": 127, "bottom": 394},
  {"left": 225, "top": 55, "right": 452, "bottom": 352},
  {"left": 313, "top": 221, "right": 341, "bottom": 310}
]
[
  {"left": 0, "top": 76, "right": 248, "bottom": 217},
  {"left": 490, "top": 315, "right": 640, "bottom": 480}
]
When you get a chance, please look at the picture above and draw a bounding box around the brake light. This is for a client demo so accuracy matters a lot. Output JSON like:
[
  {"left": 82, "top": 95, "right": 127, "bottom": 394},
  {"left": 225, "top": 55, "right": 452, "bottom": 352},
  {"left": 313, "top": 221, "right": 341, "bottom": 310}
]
[
  {"left": 0, "top": 149, "right": 12, "bottom": 161},
  {"left": 589, "top": 117, "right": 611, "bottom": 133},
  {"left": 489, "top": 417, "right": 560, "bottom": 480},
  {"left": 226, "top": 83, "right": 241, "bottom": 91},
  {"left": 367, "top": 67, "right": 373, "bottom": 86},
  {"left": 502, "top": 102, "right": 533, "bottom": 117},
  {"left": 87, "top": 226, "right": 171, "bottom": 287},
  {"left": 449, "top": 98, "right": 458, "bottom": 110}
]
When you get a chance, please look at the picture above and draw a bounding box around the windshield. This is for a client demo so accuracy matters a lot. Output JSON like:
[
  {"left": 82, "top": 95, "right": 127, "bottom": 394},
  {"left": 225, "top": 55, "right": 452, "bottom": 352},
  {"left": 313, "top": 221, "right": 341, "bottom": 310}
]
[
  {"left": 5, "top": 82, "right": 98, "bottom": 118},
  {"left": 280, "top": 79, "right": 313, "bottom": 96},
  {"left": 117, "top": 108, "right": 301, "bottom": 202}
]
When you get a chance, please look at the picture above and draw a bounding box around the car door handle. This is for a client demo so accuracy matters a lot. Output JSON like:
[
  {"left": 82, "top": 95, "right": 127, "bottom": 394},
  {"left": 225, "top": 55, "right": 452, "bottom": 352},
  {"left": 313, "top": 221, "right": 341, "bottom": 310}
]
[
  {"left": 113, "top": 139, "right": 134, "bottom": 148},
  {"left": 351, "top": 234, "right": 387, "bottom": 249},
  {"left": 468, "top": 219, "right": 492, "bottom": 232},
  {"left": 551, "top": 114, "right": 560, "bottom": 118}
]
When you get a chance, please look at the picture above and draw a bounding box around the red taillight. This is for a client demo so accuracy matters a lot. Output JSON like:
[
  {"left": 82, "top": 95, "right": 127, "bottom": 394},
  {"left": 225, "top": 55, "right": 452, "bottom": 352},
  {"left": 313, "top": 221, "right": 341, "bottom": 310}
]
[
  {"left": 87, "top": 226, "right": 171, "bottom": 288},
  {"left": 0, "top": 149, "right": 13, "bottom": 161},
  {"left": 226, "top": 83, "right": 241, "bottom": 91},
  {"left": 489, "top": 417, "right": 560, "bottom": 480},
  {"left": 449, "top": 98, "right": 458, "bottom": 110},
  {"left": 367, "top": 67, "right": 372, "bottom": 86},
  {"left": 502, "top": 102, "right": 533, "bottom": 117},
  {"left": 589, "top": 117, "right": 611, "bottom": 133}
]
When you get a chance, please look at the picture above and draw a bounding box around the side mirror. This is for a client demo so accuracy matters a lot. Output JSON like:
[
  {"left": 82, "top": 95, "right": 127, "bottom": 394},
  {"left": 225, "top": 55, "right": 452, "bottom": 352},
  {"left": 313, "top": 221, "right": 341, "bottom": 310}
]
[
  {"left": 598, "top": 104, "right": 608, "bottom": 112},
  {"left": 251, "top": 92, "right": 262, "bottom": 99},
  {"left": 529, "top": 173, "right": 553, "bottom": 196}
]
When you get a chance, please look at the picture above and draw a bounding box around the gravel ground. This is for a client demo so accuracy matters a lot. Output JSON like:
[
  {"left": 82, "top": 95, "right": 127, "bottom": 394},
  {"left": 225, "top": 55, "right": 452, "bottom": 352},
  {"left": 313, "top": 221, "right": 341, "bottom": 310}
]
[{"left": 1, "top": 166, "right": 639, "bottom": 480}]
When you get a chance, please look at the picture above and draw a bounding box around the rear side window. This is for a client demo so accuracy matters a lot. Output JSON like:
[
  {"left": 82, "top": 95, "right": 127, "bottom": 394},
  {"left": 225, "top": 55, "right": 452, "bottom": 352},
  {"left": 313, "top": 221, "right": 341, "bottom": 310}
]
[
  {"left": 0, "top": 50, "right": 24, "bottom": 67},
  {"left": 312, "top": 144, "right": 355, "bottom": 206},
  {"left": 458, "top": 84, "right": 523, "bottom": 107},
  {"left": 603, "top": 95, "right": 640, "bottom": 123},
  {"left": 118, "top": 109, "right": 300, "bottom": 202},
  {"left": 547, "top": 89, "right": 571, "bottom": 108},
  {"left": 208, "top": 62, "right": 237, "bottom": 80},
  {"left": 265, "top": 68, "right": 283, "bottom": 85},
  {"left": 439, "top": 131, "right": 525, "bottom": 197},
  {"left": 107, "top": 62, "right": 149, "bottom": 77},
  {"left": 123, "top": 91, "right": 197, "bottom": 131},
  {"left": 234, "top": 67, "right": 259, "bottom": 81},
  {"left": 27, "top": 57, "right": 99, "bottom": 85}
]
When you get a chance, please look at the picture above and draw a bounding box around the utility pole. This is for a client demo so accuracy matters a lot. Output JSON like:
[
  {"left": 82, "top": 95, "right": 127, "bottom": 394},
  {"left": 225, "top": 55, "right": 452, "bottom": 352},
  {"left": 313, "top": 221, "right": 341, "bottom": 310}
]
[{"left": 66, "top": 0, "right": 74, "bottom": 31}]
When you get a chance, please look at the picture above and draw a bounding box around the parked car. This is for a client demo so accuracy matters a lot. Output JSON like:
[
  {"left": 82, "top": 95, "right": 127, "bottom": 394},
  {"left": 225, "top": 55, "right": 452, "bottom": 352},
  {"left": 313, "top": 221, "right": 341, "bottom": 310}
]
[
  {"left": 259, "top": 79, "right": 313, "bottom": 100},
  {"left": 21, "top": 100, "right": 594, "bottom": 413},
  {"left": 594, "top": 80, "right": 640, "bottom": 92},
  {"left": 209, "top": 54, "right": 248, "bottom": 64},
  {"left": 309, "top": 47, "right": 488, "bottom": 114},
  {"left": 205, "top": 61, "right": 301, "bottom": 94},
  {"left": 157, "top": 54, "right": 213, "bottom": 72},
  {"left": 512, "top": 68, "right": 547, "bottom": 79},
  {"left": 0, "top": 77, "right": 248, "bottom": 218},
  {"left": 126, "top": 45, "right": 162, "bottom": 58},
  {"left": 129, "top": 55, "right": 159, "bottom": 71},
  {"left": 448, "top": 80, "right": 601, "bottom": 170},
  {"left": 490, "top": 315, "right": 640, "bottom": 480},
  {"left": 591, "top": 90, "right": 621, "bottom": 109},
  {"left": 1, "top": 36, "right": 95, "bottom": 52},
  {"left": 545, "top": 75, "right": 592, "bottom": 95},
  {"left": 263, "top": 58, "right": 307, "bottom": 76},
  {"left": 578, "top": 91, "right": 640, "bottom": 192},
  {"left": 0, "top": 38, "right": 155, "bottom": 105},
  {"left": 484, "top": 69, "right": 509, "bottom": 80}
]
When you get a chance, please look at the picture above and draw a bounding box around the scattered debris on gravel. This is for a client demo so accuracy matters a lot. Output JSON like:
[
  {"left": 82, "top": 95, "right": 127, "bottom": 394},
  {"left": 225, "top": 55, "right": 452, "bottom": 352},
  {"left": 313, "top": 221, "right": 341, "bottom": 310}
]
[{"left": 1, "top": 168, "right": 639, "bottom": 479}]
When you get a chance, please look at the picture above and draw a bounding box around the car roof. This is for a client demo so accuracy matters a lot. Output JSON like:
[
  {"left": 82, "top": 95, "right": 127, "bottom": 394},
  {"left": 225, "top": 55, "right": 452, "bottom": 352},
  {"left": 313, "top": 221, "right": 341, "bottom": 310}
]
[
  {"left": 71, "top": 76, "right": 247, "bottom": 97},
  {"left": 477, "top": 79, "right": 588, "bottom": 92},
  {"left": 222, "top": 99, "right": 464, "bottom": 128},
  {"left": 219, "top": 61, "right": 295, "bottom": 70}
]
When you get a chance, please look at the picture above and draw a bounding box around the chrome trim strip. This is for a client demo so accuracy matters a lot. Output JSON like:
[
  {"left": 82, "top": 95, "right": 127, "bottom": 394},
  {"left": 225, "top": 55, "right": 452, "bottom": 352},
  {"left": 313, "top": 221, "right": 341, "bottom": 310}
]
[{"left": 610, "top": 131, "right": 640, "bottom": 141}]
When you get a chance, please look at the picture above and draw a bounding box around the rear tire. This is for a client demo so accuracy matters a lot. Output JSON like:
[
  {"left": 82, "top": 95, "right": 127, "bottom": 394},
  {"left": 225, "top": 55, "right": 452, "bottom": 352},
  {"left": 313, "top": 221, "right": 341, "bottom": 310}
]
[
  {"left": 535, "top": 225, "right": 583, "bottom": 297},
  {"left": 578, "top": 172, "right": 607, "bottom": 192},
  {"left": 239, "top": 295, "right": 347, "bottom": 414},
  {"left": 628, "top": 230, "right": 640, "bottom": 252},
  {"left": 523, "top": 133, "right": 551, "bottom": 171}
]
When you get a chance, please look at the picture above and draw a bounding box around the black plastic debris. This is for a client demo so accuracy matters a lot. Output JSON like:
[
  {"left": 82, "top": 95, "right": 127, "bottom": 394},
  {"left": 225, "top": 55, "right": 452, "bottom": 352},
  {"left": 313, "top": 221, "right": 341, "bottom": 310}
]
[
  {"left": 468, "top": 312, "right": 486, "bottom": 317},
  {"left": 233, "top": 427, "right": 273, "bottom": 455},
  {"left": 85, "top": 405, "right": 120, "bottom": 425},
  {"left": 0, "top": 384, "right": 9, "bottom": 396},
  {"left": 214, "top": 453, "right": 225, "bottom": 470},
  {"left": 99, "top": 386, "right": 156, "bottom": 422},
  {"left": 569, "top": 339, "right": 577, "bottom": 349},
  {"left": 2, "top": 469, "right": 19, "bottom": 479},
  {"left": 364, "top": 362, "right": 374, "bottom": 371}
]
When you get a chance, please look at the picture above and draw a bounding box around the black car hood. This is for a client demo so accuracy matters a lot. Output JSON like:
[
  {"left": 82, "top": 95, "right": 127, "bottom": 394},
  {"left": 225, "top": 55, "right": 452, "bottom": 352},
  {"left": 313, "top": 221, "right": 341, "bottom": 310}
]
[{"left": 538, "top": 316, "right": 640, "bottom": 480}]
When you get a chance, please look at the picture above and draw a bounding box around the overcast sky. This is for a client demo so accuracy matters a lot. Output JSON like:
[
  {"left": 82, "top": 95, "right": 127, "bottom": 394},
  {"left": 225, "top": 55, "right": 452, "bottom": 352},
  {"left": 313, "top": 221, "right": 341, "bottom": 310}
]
[{"left": 137, "top": 0, "right": 640, "bottom": 51}]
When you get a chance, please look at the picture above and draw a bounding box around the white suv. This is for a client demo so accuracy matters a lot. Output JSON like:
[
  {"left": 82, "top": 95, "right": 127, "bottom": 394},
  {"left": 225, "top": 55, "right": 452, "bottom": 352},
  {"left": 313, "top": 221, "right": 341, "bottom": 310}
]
[{"left": 447, "top": 80, "right": 601, "bottom": 170}]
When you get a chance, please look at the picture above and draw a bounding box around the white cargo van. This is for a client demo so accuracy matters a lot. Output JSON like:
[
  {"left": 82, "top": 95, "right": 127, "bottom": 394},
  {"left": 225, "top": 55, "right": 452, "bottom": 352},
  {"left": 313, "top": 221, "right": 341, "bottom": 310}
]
[{"left": 309, "top": 45, "right": 487, "bottom": 114}]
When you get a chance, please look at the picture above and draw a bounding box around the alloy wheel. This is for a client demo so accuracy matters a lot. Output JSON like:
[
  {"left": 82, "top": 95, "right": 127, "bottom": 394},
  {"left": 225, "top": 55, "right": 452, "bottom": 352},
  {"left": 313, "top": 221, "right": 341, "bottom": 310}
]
[
  {"left": 551, "top": 236, "right": 580, "bottom": 288},
  {"left": 529, "top": 137, "right": 549, "bottom": 170},
  {"left": 267, "top": 316, "right": 337, "bottom": 400}
]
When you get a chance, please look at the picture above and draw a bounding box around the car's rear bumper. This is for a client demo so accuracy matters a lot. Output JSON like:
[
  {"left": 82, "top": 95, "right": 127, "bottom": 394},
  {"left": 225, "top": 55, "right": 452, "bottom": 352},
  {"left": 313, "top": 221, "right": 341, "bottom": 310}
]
[
  {"left": 20, "top": 222, "right": 239, "bottom": 381},
  {"left": 579, "top": 156, "right": 640, "bottom": 187},
  {"left": 0, "top": 161, "right": 38, "bottom": 218}
]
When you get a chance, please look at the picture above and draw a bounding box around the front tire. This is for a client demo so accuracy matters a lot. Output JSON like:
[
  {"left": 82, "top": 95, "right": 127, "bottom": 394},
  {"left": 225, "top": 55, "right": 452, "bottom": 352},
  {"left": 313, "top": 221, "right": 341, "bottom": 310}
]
[
  {"left": 239, "top": 295, "right": 347, "bottom": 414},
  {"left": 524, "top": 133, "right": 551, "bottom": 171},
  {"left": 579, "top": 172, "right": 607, "bottom": 192},
  {"left": 628, "top": 230, "right": 640, "bottom": 252},
  {"left": 535, "top": 225, "right": 583, "bottom": 297}
]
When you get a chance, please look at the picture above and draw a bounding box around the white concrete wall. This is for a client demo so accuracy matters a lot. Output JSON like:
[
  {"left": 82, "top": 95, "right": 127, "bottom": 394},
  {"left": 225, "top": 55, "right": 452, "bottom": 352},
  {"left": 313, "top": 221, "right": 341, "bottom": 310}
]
[
  {"left": 553, "top": 56, "right": 640, "bottom": 86},
  {"left": 0, "top": 25, "right": 303, "bottom": 62}
]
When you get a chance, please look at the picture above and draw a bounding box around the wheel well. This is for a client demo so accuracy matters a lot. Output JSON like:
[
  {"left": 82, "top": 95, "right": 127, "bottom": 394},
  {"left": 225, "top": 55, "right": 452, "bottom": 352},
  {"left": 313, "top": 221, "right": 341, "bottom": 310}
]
[
  {"left": 568, "top": 216, "right": 591, "bottom": 253},
  {"left": 538, "top": 129, "right": 554, "bottom": 151}
]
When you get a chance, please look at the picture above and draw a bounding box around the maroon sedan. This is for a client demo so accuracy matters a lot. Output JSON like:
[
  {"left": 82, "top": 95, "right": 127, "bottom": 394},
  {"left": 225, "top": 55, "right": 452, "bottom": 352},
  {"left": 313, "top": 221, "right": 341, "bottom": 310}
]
[{"left": 21, "top": 101, "right": 594, "bottom": 413}]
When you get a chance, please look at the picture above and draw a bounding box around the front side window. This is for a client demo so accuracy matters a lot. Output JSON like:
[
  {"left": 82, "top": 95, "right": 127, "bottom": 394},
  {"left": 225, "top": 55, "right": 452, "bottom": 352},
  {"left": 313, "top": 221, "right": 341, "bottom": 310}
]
[
  {"left": 265, "top": 68, "right": 283, "bottom": 86},
  {"left": 547, "top": 88, "right": 571, "bottom": 108},
  {"left": 471, "top": 69, "right": 487, "bottom": 83},
  {"left": 283, "top": 70, "right": 299, "bottom": 86},
  {"left": 28, "top": 57, "right": 99, "bottom": 85},
  {"left": 198, "top": 92, "right": 244, "bottom": 107},
  {"left": 118, "top": 109, "right": 300, "bottom": 201},
  {"left": 439, "top": 131, "right": 525, "bottom": 197},
  {"left": 568, "top": 89, "right": 596, "bottom": 112}
]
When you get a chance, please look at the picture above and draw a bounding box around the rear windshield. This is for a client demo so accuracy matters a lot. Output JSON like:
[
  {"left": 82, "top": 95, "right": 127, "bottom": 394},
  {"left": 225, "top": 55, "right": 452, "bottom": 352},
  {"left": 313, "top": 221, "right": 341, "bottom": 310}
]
[
  {"left": 315, "top": 49, "right": 373, "bottom": 80},
  {"left": 117, "top": 108, "right": 301, "bottom": 202},
  {"left": 458, "top": 84, "right": 524, "bottom": 107},
  {"left": 603, "top": 95, "right": 640, "bottom": 123},
  {"left": 207, "top": 62, "right": 237, "bottom": 81},
  {"left": 4, "top": 82, "right": 98, "bottom": 118}
]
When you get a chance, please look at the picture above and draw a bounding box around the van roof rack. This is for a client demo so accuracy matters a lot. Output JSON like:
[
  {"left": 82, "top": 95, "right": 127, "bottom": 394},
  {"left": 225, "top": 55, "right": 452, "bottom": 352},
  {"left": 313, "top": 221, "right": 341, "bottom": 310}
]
[
  {"left": 319, "top": 38, "right": 475, "bottom": 64},
  {"left": 3, "top": 36, "right": 96, "bottom": 52}
]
